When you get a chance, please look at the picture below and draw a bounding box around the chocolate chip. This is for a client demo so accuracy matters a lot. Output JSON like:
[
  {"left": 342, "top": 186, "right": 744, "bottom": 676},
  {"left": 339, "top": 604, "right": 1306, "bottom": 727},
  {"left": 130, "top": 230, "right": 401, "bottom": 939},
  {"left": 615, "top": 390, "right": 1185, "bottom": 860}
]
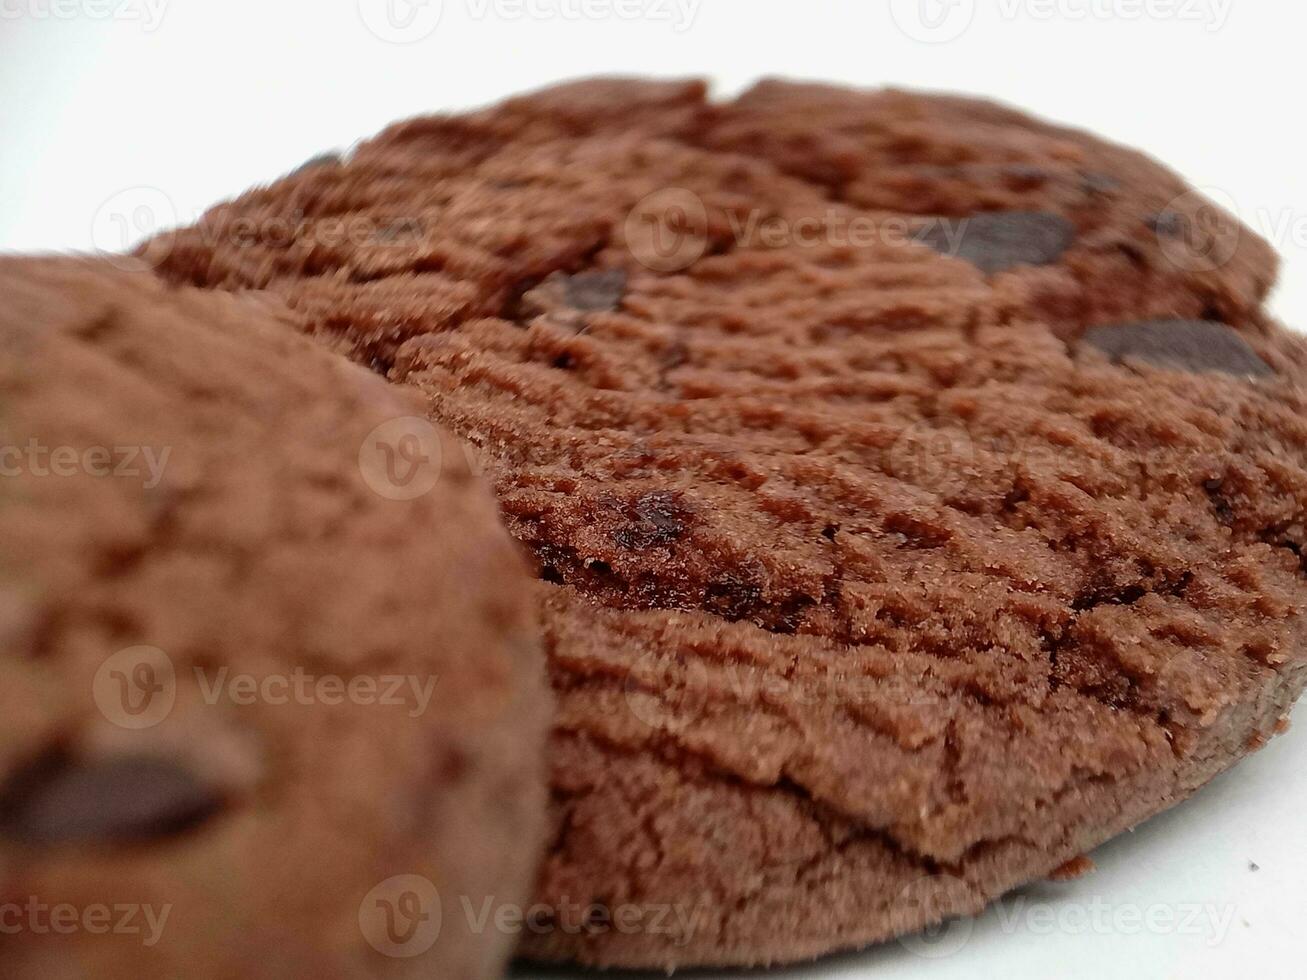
[
  {"left": 704, "top": 575, "right": 763, "bottom": 621},
  {"left": 919, "top": 211, "right": 1075, "bottom": 274},
  {"left": 634, "top": 491, "right": 687, "bottom": 537},
  {"left": 613, "top": 491, "right": 690, "bottom": 550},
  {"left": 374, "top": 217, "right": 424, "bottom": 244},
  {"left": 1147, "top": 211, "right": 1186, "bottom": 237},
  {"left": 1203, "top": 476, "right": 1236, "bottom": 525},
  {"left": 1082, "top": 320, "right": 1273, "bottom": 379},
  {"left": 661, "top": 340, "right": 689, "bottom": 368},
  {"left": 0, "top": 753, "right": 223, "bottom": 845},
  {"left": 562, "top": 269, "right": 627, "bottom": 313},
  {"left": 1082, "top": 172, "right": 1122, "bottom": 196},
  {"left": 518, "top": 270, "right": 628, "bottom": 326},
  {"left": 287, "top": 151, "right": 344, "bottom": 177},
  {"left": 1002, "top": 165, "right": 1049, "bottom": 190}
]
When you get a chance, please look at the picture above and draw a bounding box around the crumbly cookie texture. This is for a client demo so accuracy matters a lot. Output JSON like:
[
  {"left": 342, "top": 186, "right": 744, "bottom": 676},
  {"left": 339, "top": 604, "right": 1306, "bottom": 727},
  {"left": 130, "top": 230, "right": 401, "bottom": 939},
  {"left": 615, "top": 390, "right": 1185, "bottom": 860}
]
[
  {"left": 0, "top": 258, "right": 549, "bottom": 978},
  {"left": 144, "top": 79, "right": 1307, "bottom": 968}
]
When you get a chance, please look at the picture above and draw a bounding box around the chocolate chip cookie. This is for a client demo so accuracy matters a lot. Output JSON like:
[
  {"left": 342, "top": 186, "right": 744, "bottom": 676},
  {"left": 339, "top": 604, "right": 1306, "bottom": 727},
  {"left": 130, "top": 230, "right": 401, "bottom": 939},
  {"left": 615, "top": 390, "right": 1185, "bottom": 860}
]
[
  {"left": 0, "top": 259, "right": 549, "bottom": 978},
  {"left": 143, "top": 79, "right": 1307, "bottom": 968}
]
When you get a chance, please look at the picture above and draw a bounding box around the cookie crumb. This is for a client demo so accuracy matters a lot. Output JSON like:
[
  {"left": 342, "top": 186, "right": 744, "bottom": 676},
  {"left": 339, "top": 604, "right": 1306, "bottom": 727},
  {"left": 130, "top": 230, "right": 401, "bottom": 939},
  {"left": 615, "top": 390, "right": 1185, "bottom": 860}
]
[{"left": 1049, "top": 856, "right": 1096, "bottom": 881}]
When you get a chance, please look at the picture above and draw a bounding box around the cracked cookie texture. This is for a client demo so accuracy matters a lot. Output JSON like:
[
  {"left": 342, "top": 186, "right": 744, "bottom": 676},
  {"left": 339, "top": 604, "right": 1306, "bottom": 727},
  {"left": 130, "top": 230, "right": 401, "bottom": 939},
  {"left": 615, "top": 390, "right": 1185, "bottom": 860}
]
[
  {"left": 143, "top": 79, "right": 1307, "bottom": 968},
  {"left": 0, "top": 259, "right": 549, "bottom": 978}
]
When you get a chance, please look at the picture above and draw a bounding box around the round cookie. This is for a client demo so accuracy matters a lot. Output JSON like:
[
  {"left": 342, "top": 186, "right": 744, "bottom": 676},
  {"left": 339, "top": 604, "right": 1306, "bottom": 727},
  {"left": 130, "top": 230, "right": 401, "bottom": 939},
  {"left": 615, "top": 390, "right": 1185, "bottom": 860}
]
[
  {"left": 0, "top": 259, "right": 549, "bottom": 978},
  {"left": 143, "top": 80, "right": 1307, "bottom": 968}
]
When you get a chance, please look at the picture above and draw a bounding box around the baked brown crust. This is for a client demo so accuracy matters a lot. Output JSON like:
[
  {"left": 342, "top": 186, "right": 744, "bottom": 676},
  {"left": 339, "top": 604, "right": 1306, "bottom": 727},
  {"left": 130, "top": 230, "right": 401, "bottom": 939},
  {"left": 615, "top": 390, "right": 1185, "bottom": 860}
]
[
  {"left": 0, "top": 258, "right": 549, "bottom": 978},
  {"left": 142, "top": 79, "right": 1307, "bottom": 968}
]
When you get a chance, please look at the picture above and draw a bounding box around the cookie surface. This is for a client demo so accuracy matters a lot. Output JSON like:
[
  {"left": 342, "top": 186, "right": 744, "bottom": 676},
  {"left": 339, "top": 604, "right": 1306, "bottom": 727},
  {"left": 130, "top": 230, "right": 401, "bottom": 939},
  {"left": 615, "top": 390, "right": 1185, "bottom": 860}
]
[
  {"left": 0, "top": 259, "right": 548, "bottom": 978},
  {"left": 145, "top": 79, "right": 1307, "bottom": 968}
]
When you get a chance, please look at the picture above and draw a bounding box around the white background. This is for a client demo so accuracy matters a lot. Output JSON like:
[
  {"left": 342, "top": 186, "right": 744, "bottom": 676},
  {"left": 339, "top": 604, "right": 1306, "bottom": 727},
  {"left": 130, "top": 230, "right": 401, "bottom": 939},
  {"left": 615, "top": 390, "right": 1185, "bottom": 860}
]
[{"left": 2, "top": 2, "right": 1303, "bottom": 978}]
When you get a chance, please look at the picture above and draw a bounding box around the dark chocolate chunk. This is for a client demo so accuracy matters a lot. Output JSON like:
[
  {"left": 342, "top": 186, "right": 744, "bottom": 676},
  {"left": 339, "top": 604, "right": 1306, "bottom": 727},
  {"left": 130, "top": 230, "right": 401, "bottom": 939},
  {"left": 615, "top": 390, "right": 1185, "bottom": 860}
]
[
  {"left": 613, "top": 491, "right": 691, "bottom": 550},
  {"left": 1147, "top": 211, "right": 1186, "bottom": 237},
  {"left": 374, "top": 217, "right": 425, "bottom": 244},
  {"left": 634, "top": 491, "right": 688, "bottom": 539},
  {"left": 287, "top": 151, "right": 344, "bottom": 177},
  {"left": 1002, "top": 165, "right": 1049, "bottom": 190},
  {"left": 0, "top": 753, "right": 223, "bottom": 845},
  {"left": 1082, "top": 320, "right": 1273, "bottom": 378},
  {"left": 562, "top": 269, "right": 627, "bottom": 313},
  {"left": 919, "top": 211, "right": 1075, "bottom": 274},
  {"left": 1082, "top": 172, "right": 1122, "bottom": 196}
]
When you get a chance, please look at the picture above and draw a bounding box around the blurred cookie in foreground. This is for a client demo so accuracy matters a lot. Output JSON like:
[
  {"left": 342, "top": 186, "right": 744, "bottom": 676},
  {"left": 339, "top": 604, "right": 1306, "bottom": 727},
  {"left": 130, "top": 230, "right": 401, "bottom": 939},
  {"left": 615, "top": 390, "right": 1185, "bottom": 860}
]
[{"left": 0, "top": 258, "right": 549, "bottom": 979}]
